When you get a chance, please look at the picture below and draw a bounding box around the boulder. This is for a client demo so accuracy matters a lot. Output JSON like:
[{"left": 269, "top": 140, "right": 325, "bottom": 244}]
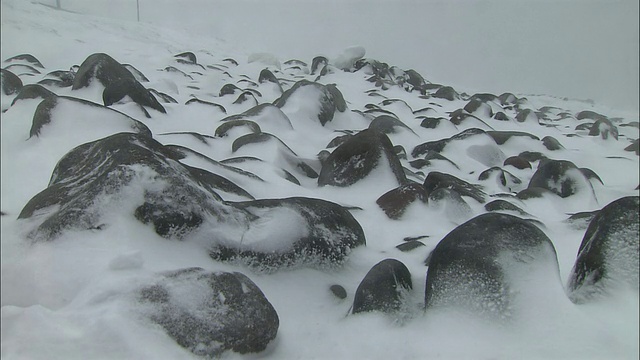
[
  {"left": 567, "top": 196, "right": 639, "bottom": 303},
  {"left": 528, "top": 159, "right": 594, "bottom": 198},
  {"left": 352, "top": 259, "right": 413, "bottom": 314},
  {"left": 72, "top": 53, "right": 135, "bottom": 90},
  {"left": 138, "top": 267, "right": 279, "bottom": 357},
  {"left": 318, "top": 129, "right": 407, "bottom": 187},
  {"left": 1, "top": 69, "right": 23, "bottom": 95},
  {"left": 376, "top": 182, "right": 428, "bottom": 219},
  {"left": 273, "top": 80, "right": 346, "bottom": 126},
  {"left": 425, "top": 213, "right": 561, "bottom": 319}
]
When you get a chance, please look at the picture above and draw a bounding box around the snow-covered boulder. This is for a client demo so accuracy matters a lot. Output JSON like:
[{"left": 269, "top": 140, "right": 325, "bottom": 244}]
[
  {"left": 567, "top": 196, "right": 640, "bottom": 303},
  {"left": 318, "top": 129, "right": 407, "bottom": 187},
  {"left": 209, "top": 197, "right": 366, "bottom": 270},
  {"left": 425, "top": 213, "right": 562, "bottom": 320},
  {"left": 138, "top": 267, "right": 279, "bottom": 357},
  {"left": 274, "top": 80, "right": 347, "bottom": 126},
  {"left": 352, "top": 259, "right": 413, "bottom": 314}
]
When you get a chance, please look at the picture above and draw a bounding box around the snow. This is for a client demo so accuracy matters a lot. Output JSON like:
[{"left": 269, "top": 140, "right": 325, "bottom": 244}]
[{"left": 2, "top": 1, "right": 639, "bottom": 359}]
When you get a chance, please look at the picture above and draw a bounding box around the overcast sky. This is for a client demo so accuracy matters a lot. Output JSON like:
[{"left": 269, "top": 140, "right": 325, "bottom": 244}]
[{"left": 55, "top": 0, "right": 640, "bottom": 112}]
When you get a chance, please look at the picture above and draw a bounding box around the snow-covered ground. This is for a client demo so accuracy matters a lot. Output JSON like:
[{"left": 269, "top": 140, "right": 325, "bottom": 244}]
[{"left": 1, "top": 1, "right": 639, "bottom": 359}]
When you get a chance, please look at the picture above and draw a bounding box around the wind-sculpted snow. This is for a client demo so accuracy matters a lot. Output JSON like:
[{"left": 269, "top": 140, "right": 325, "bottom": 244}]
[{"left": 1, "top": 1, "right": 639, "bottom": 358}]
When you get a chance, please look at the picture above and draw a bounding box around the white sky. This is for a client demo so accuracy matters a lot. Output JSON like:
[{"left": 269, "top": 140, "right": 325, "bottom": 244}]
[{"left": 36, "top": 0, "right": 640, "bottom": 112}]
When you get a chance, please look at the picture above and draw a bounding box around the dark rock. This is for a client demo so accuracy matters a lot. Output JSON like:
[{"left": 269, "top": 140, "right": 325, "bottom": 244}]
[
  {"left": 326, "top": 134, "right": 353, "bottom": 149},
  {"left": 428, "top": 188, "right": 473, "bottom": 222},
  {"left": 122, "top": 64, "right": 149, "bottom": 82},
  {"left": 72, "top": 53, "right": 135, "bottom": 90},
  {"left": 174, "top": 51, "right": 197, "bottom": 65},
  {"left": 330, "top": 285, "right": 347, "bottom": 299},
  {"left": 185, "top": 98, "right": 226, "bottom": 113},
  {"left": 19, "top": 132, "right": 246, "bottom": 241},
  {"left": 517, "top": 151, "right": 547, "bottom": 162},
  {"left": 210, "top": 197, "right": 366, "bottom": 270},
  {"left": 1, "top": 69, "right": 23, "bottom": 95},
  {"left": 412, "top": 128, "right": 487, "bottom": 157},
  {"left": 231, "top": 132, "right": 295, "bottom": 155},
  {"left": 493, "top": 111, "right": 510, "bottom": 121},
  {"left": 425, "top": 213, "right": 561, "bottom": 319},
  {"left": 310, "top": 56, "right": 328, "bottom": 75},
  {"left": 624, "top": 139, "right": 639, "bottom": 155},
  {"left": 10, "top": 84, "right": 57, "bottom": 106},
  {"left": 405, "top": 69, "right": 427, "bottom": 92},
  {"left": 368, "top": 115, "right": 416, "bottom": 135},
  {"left": 576, "top": 110, "right": 608, "bottom": 122},
  {"left": 589, "top": 118, "right": 619, "bottom": 140},
  {"left": 484, "top": 199, "right": 528, "bottom": 215},
  {"left": 29, "top": 96, "right": 151, "bottom": 139},
  {"left": 273, "top": 80, "right": 346, "bottom": 126},
  {"left": 503, "top": 156, "right": 531, "bottom": 169},
  {"left": 138, "top": 268, "right": 279, "bottom": 357},
  {"left": 567, "top": 196, "right": 639, "bottom": 303},
  {"left": 222, "top": 103, "right": 293, "bottom": 131},
  {"left": 528, "top": 160, "right": 594, "bottom": 198},
  {"left": 516, "top": 187, "right": 556, "bottom": 200},
  {"left": 4, "top": 64, "right": 41, "bottom": 75},
  {"left": 498, "top": 92, "right": 518, "bottom": 105},
  {"left": 487, "top": 131, "right": 540, "bottom": 145},
  {"left": 579, "top": 168, "right": 604, "bottom": 185},
  {"left": 541, "top": 136, "right": 564, "bottom": 151},
  {"left": 352, "top": 259, "right": 413, "bottom": 314},
  {"left": 148, "top": 88, "right": 177, "bottom": 104},
  {"left": 423, "top": 171, "right": 486, "bottom": 203},
  {"left": 432, "top": 86, "right": 459, "bottom": 101},
  {"left": 478, "top": 167, "right": 522, "bottom": 191},
  {"left": 215, "top": 120, "right": 261, "bottom": 138},
  {"left": 575, "top": 122, "right": 594, "bottom": 131},
  {"left": 464, "top": 99, "right": 493, "bottom": 118},
  {"left": 515, "top": 108, "right": 539, "bottom": 123},
  {"left": 420, "top": 117, "right": 446, "bottom": 129},
  {"left": 103, "top": 77, "right": 166, "bottom": 114},
  {"left": 233, "top": 91, "right": 258, "bottom": 105},
  {"left": 258, "top": 68, "right": 279, "bottom": 85},
  {"left": 318, "top": 129, "right": 407, "bottom": 187},
  {"left": 409, "top": 151, "right": 459, "bottom": 170},
  {"left": 219, "top": 83, "right": 241, "bottom": 96},
  {"left": 376, "top": 182, "right": 428, "bottom": 219},
  {"left": 396, "top": 240, "right": 426, "bottom": 252},
  {"left": 4, "top": 53, "right": 45, "bottom": 68}
]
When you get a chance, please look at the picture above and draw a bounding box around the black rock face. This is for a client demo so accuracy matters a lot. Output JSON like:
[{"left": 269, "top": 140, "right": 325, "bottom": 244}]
[
  {"left": 138, "top": 268, "right": 279, "bottom": 357},
  {"left": 567, "top": 196, "right": 640, "bottom": 303},
  {"left": 318, "top": 129, "right": 407, "bottom": 187},
  {"left": 425, "top": 213, "right": 561, "bottom": 319},
  {"left": 10, "top": 84, "right": 57, "bottom": 106},
  {"left": 72, "top": 53, "right": 136, "bottom": 90},
  {"left": 352, "top": 259, "right": 413, "bottom": 314}
]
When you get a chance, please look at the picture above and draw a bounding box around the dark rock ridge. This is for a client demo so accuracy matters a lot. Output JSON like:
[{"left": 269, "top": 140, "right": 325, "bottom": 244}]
[
  {"left": 567, "top": 196, "right": 639, "bottom": 303},
  {"left": 352, "top": 259, "right": 413, "bottom": 314},
  {"left": 425, "top": 213, "right": 561, "bottom": 319},
  {"left": 138, "top": 267, "right": 279, "bottom": 357},
  {"left": 318, "top": 129, "right": 407, "bottom": 187},
  {"left": 102, "top": 77, "right": 166, "bottom": 114}
]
